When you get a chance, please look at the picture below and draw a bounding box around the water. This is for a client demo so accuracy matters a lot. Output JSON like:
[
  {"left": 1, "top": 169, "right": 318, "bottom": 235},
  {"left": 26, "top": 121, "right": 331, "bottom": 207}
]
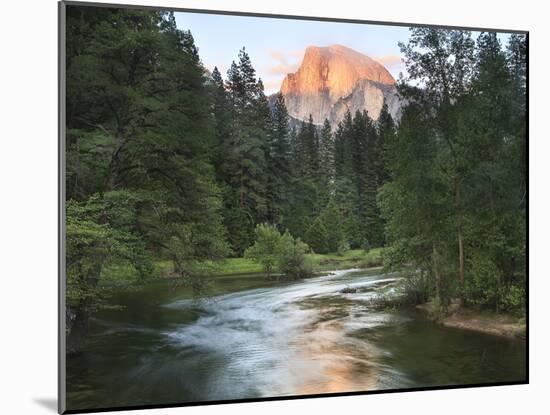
[{"left": 66, "top": 269, "right": 526, "bottom": 411}]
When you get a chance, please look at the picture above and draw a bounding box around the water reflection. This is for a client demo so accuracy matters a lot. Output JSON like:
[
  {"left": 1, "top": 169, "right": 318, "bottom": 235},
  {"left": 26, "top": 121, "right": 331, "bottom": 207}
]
[{"left": 67, "top": 269, "right": 526, "bottom": 410}]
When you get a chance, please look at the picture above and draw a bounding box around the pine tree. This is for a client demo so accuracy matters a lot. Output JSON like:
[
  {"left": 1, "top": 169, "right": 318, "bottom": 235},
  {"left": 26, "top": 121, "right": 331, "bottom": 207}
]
[
  {"left": 222, "top": 48, "right": 269, "bottom": 253},
  {"left": 293, "top": 121, "right": 308, "bottom": 178},
  {"left": 267, "top": 93, "right": 292, "bottom": 225},
  {"left": 294, "top": 115, "right": 321, "bottom": 182},
  {"left": 210, "top": 66, "right": 231, "bottom": 181},
  {"left": 65, "top": 8, "right": 230, "bottom": 350},
  {"left": 255, "top": 77, "right": 274, "bottom": 222},
  {"left": 318, "top": 119, "right": 335, "bottom": 206},
  {"left": 319, "top": 199, "right": 344, "bottom": 253},
  {"left": 334, "top": 111, "right": 354, "bottom": 182},
  {"left": 507, "top": 34, "right": 527, "bottom": 213},
  {"left": 333, "top": 111, "right": 358, "bottom": 247},
  {"left": 376, "top": 102, "right": 395, "bottom": 186},
  {"left": 350, "top": 110, "right": 380, "bottom": 248},
  {"left": 305, "top": 217, "right": 329, "bottom": 254}
]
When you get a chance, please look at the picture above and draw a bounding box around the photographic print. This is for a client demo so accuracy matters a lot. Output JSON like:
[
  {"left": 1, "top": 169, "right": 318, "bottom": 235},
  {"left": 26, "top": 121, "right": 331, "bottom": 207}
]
[{"left": 59, "top": 1, "right": 528, "bottom": 412}]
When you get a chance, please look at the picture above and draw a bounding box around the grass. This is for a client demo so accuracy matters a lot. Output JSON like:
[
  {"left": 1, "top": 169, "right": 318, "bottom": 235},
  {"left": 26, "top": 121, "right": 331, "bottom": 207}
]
[
  {"left": 308, "top": 248, "right": 384, "bottom": 272},
  {"left": 155, "top": 257, "right": 262, "bottom": 278},
  {"left": 156, "top": 248, "right": 384, "bottom": 278},
  {"left": 211, "top": 257, "right": 264, "bottom": 276}
]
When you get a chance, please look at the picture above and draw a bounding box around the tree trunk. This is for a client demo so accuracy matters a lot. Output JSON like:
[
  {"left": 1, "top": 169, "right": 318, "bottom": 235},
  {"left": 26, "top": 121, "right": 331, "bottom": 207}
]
[
  {"left": 455, "top": 179, "right": 465, "bottom": 307},
  {"left": 495, "top": 273, "right": 501, "bottom": 314},
  {"left": 458, "top": 225, "right": 465, "bottom": 306},
  {"left": 432, "top": 242, "right": 441, "bottom": 303},
  {"left": 105, "top": 139, "right": 126, "bottom": 191}
]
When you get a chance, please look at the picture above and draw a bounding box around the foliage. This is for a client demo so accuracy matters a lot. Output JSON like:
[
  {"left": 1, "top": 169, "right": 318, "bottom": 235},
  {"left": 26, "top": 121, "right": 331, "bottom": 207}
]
[
  {"left": 244, "top": 224, "right": 283, "bottom": 278},
  {"left": 319, "top": 200, "right": 344, "bottom": 253},
  {"left": 244, "top": 224, "right": 312, "bottom": 279},
  {"left": 278, "top": 232, "right": 313, "bottom": 279},
  {"left": 380, "top": 29, "right": 527, "bottom": 312},
  {"left": 304, "top": 217, "right": 329, "bottom": 254},
  {"left": 65, "top": 7, "right": 231, "bottom": 350},
  {"left": 66, "top": 194, "right": 154, "bottom": 304}
]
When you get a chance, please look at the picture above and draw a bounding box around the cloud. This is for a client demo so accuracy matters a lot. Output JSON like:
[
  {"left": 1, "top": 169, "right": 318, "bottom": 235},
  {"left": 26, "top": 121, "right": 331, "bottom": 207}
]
[
  {"left": 268, "top": 49, "right": 288, "bottom": 63},
  {"left": 265, "top": 63, "right": 298, "bottom": 77},
  {"left": 373, "top": 55, "right": 404, "bottom": 69},
  {"left": 260, "top": 49, "right": 306, "bottom": 94},
  {"left": 265, "top": 49, "right": 304, "bottom": 77}
]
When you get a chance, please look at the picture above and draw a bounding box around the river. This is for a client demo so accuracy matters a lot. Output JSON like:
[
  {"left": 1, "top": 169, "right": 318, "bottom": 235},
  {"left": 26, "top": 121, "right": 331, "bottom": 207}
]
[{"left": 66, "top": 269, "right": 526, "bottom": 410}]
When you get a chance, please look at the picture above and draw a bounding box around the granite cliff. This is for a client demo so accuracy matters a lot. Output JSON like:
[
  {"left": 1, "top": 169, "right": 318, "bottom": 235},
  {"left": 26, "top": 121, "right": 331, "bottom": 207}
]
[{"left": 279, "top": 45, "right": 401, "bottom": 127}]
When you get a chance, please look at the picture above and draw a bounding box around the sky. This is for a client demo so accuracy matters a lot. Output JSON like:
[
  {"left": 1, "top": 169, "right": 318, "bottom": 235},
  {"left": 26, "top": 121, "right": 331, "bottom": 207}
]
[{"left": 175, "top": 12, "right": 512, "bottom": 95}]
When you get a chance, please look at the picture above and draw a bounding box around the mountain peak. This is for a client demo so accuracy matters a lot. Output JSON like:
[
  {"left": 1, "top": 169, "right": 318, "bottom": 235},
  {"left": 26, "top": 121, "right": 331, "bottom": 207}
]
[
  {"left": 280, "top": 45, "right": 398, "bottom": 126},
  {"left": 282, "top": 45, "right": 395, "bottom": 97}
]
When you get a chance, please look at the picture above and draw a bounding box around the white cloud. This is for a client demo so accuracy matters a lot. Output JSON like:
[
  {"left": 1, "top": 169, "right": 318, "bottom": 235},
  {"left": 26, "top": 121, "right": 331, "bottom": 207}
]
[
  {"left": 373, "top": 55, "right": 404, "bottom": 69},
  {"left": 265, "top": 49, "right": 304, "bottom": 77},
  {"left": 260, "top": 49, "right": 306, "bottom": 94}
]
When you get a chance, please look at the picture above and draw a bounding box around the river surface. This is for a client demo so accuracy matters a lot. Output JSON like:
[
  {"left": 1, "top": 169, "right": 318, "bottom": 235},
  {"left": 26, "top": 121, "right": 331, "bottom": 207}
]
[{"left": 67, "top": 269, "right": 526, "bottom": 411}]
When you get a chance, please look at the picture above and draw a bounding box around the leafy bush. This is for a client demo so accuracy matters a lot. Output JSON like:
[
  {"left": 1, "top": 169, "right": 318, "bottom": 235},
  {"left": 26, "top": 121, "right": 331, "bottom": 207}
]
[
  {"left": 500, "top": 284, "right": 526, "bottom": 312},
  {"left": 244, "top": 224, "right": 283, "bottom": 278},
  {"left": 245, "top": 224, "right": 313, "bottom": 279},
  {"left": 464, "top": 252, "right": 500, "bottom": 308},
  {"left": 278, "top": 232, "right": 313, "bottom": 279}
]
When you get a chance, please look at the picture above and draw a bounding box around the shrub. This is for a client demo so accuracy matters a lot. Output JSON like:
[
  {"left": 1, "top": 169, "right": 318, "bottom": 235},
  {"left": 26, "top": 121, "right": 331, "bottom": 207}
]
[
  {"left": 245, "top": 225, "right": 313, "bottom": 279},
  {"left": 278, "top": 232, "right": 313, "bottom": 279},
  {"left": 464, "top": 252, "right": 500, "bottom": 309},
  {"left": 500, "top": 284, "right": 525, "bottom": 312},
  {"left": 244, "top": 224, "right": 282, "bottom": 278}
]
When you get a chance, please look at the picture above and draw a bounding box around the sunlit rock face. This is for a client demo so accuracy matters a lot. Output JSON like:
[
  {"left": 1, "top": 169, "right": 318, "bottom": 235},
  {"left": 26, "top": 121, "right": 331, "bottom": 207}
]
[{"left": 280, "top": 45, "right": 401, "bottom": 127}]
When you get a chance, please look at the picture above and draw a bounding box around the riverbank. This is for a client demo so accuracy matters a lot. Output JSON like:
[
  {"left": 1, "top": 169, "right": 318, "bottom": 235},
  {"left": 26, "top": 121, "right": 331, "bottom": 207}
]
[
  {"left": 157, "top": 248, "right": 383, "bottom": 278},
  {"left": 416, "top": 302, "right": 526, "bottom": 339}
]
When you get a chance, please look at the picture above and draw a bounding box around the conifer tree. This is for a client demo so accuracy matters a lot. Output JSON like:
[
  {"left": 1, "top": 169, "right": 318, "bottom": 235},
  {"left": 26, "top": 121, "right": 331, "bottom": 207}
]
[
  {"left": 305, "top": 217, "right": 329, "bottom": 254},
  {"left": 376, "top": 102, "right": 395, "bottom": 186},
  {"left": 319, "top": 199, "right": 344, "bottom": 253},
  {"left": 318, "top": 119, "right": 335, "bottom": 206},
  {"left": 210, "top": 66, "right": 231, "bottom": 180},
  {"left": 267, "top": 93, "right": 292, "bottom": 225},
  {"left": 222, "top": 48, "right": 269, "bottom": 252},
  {"left": 65, "top": 9, "right": 230, "bottom": 350}
]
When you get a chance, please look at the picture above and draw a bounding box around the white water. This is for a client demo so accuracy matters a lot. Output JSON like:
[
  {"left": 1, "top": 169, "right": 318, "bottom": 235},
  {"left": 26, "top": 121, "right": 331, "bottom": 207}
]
[{"left": 161, "top": 269, "right": 402, "bottom": 399}]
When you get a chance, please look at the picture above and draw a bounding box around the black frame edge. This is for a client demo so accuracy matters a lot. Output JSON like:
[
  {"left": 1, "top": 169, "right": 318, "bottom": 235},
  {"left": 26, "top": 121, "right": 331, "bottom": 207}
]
[{"left": 58, "top": 1, "right": 67, "bottom": 414}]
